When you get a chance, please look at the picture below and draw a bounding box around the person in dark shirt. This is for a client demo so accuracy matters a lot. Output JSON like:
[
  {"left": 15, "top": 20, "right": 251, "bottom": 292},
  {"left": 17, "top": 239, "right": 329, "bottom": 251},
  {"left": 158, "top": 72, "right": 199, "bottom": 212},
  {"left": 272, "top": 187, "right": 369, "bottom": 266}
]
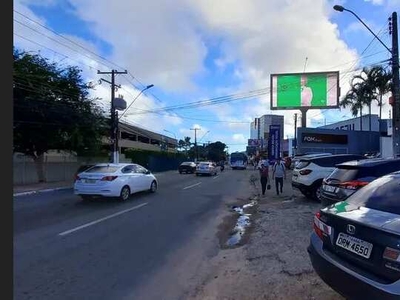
[{"left": 258, "top": 163, "right": 270, "bottom": 196}]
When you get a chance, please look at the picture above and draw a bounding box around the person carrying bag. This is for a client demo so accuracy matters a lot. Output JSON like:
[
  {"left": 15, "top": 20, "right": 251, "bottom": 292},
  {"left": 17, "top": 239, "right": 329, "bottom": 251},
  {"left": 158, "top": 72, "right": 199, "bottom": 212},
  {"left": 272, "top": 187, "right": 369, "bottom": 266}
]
[{"left": 258, "top": 163, "right": 270, "bottom": 197}]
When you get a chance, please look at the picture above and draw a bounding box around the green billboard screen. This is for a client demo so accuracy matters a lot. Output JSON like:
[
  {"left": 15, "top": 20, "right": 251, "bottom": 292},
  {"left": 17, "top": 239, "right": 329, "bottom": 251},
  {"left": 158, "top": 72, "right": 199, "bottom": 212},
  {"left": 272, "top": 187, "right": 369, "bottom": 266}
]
[{"left": 270, "top": 71, "right": 339, "bottom": 110}]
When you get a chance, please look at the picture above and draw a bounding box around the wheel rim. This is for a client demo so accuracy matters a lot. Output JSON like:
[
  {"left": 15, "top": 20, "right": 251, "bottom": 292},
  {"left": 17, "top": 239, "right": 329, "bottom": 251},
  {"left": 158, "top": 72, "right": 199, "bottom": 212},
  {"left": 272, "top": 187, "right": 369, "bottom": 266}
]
[
  {"left": 315, "top": 186, "right": 322, "bottom": 201},
  {"left": 151, "top": 181, "right": 157, "bottom": 192},
  {"left": 121, "top": 187, "right": 129, "bottom": 200}
]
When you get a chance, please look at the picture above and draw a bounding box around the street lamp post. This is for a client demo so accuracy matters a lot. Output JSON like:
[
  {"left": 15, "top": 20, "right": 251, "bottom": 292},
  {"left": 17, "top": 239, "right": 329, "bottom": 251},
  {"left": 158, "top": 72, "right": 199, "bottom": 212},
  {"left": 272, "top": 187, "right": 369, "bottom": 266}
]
[
  {"left": 190, "top": 128, "right": 201, "bottom": 162},
  {"left": 115, "top": 84, "right": 154, "bottom": 163},
  {"left": 333, "top": 5, "right": 400, "bottom": 157}
]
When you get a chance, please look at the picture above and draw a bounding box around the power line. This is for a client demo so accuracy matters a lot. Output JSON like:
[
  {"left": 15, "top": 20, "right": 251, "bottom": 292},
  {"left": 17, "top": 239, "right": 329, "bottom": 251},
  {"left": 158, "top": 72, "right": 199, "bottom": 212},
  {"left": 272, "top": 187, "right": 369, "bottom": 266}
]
[
  {"left": 14, "top": 10, "right": 124, "bottom": 71},
  {"left": 15, "top": 10, "right": 165, "bottom": 109}
]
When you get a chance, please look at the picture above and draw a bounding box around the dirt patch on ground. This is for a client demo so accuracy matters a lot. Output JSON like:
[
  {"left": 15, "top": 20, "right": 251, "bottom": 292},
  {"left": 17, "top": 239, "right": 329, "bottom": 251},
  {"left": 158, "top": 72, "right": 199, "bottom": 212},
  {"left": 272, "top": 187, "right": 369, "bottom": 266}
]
[
  {"left": 189, "top": 170, "right": 344, "bottom": 300},
  {"left": 216, "top": 196, "right": 259, "bottom": 250}
]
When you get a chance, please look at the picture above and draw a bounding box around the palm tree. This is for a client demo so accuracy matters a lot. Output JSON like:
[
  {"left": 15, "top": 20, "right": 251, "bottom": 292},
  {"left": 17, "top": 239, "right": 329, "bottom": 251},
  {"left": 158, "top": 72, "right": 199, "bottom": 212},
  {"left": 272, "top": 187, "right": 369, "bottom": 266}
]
[
  {"left": 351, "top": 68, "right": 377, "bottom": 131},
  {"left": 340, "top": 86, "right": 365, "bottom": 130},
  {"left": 368, "top": 66, "right": 392, "bottom": 120}
]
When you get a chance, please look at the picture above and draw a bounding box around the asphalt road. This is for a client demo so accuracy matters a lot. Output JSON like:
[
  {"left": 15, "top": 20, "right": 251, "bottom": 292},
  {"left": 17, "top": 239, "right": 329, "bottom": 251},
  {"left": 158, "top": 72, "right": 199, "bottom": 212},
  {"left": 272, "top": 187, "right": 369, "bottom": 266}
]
[{"left": 14, "top": 168, "right": 253, "bottom": 300}]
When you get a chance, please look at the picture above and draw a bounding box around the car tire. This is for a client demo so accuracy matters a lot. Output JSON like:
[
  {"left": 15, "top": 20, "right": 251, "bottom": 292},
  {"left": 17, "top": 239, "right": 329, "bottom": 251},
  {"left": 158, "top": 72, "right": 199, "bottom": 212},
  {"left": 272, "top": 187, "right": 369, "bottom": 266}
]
[
  {"left": 119, "top": 185, "right": 131, "bottom": 201},
  {"left": 150, "top": 180, "right": 157, "bottom": 193},
  {"left": 300, "top": 189, "right": 312, "bottom": 198},
  {"left": 312, "top": 183, "right": 323, "bottom": 202}
]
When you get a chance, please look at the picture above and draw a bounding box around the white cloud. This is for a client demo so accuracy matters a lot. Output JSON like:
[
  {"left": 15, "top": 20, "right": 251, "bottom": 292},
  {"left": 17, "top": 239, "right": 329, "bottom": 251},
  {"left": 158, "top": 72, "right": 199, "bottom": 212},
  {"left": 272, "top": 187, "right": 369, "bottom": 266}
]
[
  {"left": 67, "top": 0, "right": 208, "bottom": 92},
  {"left": 232, "top": 133, "right": 246, "bottom": 142},
  {"left": 14, "top": 0, "right": 366, "bottom": 152},
  {"left": 364, "top": 0, "right": 384, "bottom": 5}
]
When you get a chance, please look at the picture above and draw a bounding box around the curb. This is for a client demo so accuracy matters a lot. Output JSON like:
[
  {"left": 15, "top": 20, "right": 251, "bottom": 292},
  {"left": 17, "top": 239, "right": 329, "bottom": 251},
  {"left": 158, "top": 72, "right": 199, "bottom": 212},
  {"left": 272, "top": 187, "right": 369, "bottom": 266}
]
[
  {"left": 13, "top": 170, "right": 175, "bottom": 197},
  {"left": 13, "top": 186, "right": 72, "bottom": 197}
]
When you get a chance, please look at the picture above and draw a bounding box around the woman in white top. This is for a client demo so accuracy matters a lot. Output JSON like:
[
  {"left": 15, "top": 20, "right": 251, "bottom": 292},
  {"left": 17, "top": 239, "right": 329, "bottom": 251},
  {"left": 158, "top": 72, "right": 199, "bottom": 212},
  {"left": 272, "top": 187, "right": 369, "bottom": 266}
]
[{"left": 300, "top": 75, "right": 313, "bottom": 107}]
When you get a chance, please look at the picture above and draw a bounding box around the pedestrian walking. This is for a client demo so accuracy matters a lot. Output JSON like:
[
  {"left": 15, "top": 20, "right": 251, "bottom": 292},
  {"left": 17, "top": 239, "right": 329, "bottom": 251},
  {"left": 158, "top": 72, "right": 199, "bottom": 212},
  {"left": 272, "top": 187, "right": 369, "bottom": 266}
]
[
  {"left": 258, "top": 163, "right": 270, "bottom": 196},
  {"left": 272, "top": 157, "right": 286, "bottom": 196}
]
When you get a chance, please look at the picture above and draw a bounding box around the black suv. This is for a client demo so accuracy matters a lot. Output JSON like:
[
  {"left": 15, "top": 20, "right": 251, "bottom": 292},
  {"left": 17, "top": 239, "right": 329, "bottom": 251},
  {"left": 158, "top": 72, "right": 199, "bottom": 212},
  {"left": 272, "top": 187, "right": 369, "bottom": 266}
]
[{"left": 321, "top": 157, "right": 400, "bottom": 207}]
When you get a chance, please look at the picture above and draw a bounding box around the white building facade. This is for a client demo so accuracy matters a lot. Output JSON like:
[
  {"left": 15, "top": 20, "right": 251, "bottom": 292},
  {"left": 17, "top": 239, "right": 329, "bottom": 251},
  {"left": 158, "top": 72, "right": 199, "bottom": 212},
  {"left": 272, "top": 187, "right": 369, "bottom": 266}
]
[{"left": 250, "top": 114, "right": 284, "bottom": 141}]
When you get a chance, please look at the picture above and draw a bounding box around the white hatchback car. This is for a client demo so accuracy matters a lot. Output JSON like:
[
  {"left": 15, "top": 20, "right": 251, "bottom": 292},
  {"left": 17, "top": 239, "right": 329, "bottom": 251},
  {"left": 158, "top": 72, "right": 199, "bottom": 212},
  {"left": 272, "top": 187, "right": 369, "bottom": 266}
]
[{"left": 74, "top": 163, "right": 158, "bottom": 201}]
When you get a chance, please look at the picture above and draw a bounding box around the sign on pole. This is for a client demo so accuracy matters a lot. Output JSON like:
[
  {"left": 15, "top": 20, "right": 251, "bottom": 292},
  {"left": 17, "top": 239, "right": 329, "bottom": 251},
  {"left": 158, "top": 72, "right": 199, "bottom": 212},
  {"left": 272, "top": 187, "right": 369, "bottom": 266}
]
[{"left": 268, "top": 125, "right": 281, "bottom": 161}]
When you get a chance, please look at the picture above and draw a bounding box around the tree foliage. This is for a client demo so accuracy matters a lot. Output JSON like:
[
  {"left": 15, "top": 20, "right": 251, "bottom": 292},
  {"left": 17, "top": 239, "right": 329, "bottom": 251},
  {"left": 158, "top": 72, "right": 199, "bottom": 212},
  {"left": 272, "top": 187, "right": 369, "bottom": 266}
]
[
  {"left": 205, "top": 141, "right": 227, "bottom": 162},
  {"left": 340, "top": 66, "right": 392, "bottom": 131},
  {"left": 13, "top": 49, "right": 108, "bottom": 159}
]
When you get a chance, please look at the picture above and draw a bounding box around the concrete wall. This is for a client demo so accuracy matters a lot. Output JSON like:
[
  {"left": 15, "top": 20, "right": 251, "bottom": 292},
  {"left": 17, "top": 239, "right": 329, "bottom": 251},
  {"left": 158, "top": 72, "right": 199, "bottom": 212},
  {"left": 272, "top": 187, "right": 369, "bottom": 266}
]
[
  {"left": 13, "top": 155, "right": 131, "bottom": 185},
  {"left": 381, "top": 137, "right": 393, "bottom": 158}
]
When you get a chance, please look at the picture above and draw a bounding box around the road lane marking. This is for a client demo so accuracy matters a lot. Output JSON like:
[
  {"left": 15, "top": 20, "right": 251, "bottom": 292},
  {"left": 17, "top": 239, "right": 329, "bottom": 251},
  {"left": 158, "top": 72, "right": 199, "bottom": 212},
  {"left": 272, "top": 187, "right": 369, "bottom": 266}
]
[
  {"left": 183, "top": 182, "right": 201, "bottom": 190},
  {"left": 213, "top": 175, "right": 220, "bottom": 179},
  {"left": 58, "top": 203, "right": 148, "bottom": 236}
]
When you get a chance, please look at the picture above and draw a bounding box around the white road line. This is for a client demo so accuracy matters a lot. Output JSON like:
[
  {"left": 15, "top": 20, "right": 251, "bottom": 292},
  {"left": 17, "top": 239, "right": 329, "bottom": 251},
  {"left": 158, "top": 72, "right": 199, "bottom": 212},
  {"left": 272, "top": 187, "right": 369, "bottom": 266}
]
[
  {"left": 183, "top": 182, "right": 202, "bottom": 190},
  {"left": 213, "top": 175, "right": 220, "bottom": 180},
  {"left": 58, "top": 203, "right": 148, "bottom": 236}
]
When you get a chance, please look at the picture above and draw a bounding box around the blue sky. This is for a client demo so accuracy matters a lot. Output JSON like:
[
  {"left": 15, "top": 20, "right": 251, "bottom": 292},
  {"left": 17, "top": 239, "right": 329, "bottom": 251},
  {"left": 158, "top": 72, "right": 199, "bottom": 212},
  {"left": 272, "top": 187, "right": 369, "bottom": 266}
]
[{"left": 14, "top": 0, "right": 399, "bottom": 152}]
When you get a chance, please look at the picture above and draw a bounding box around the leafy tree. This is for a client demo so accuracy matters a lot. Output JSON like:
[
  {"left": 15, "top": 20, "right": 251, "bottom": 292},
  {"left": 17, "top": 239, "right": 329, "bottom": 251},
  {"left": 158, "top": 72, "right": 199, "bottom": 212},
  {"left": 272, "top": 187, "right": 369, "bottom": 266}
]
[
  {"left": 206, "top": 141, "right": 227, "bottom": 162},
  {"left": 13, "top": 49, "right": 108, "bottom": 182},
  {"left": 177, "top": 136, "right": 192, "bottom": 156}
]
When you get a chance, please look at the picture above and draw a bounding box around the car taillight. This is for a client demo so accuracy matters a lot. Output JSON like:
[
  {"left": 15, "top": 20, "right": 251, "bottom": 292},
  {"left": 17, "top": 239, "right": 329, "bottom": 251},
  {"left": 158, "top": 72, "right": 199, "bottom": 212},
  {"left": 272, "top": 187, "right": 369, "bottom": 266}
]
[
  {"left": 339, "top": 180, "right": 369, "bottom": 190},
  {"left": 313, "top": 211, "right": 332, "bottom": 240},
  {"left": 101, "top": 176, "right": 118, "bottom": 181},
  {"left": 299, "top": 169, "right": 312, "bottom": 175},
  {"left": 383, "top": 247, "right": 400, "bottom": 261}
]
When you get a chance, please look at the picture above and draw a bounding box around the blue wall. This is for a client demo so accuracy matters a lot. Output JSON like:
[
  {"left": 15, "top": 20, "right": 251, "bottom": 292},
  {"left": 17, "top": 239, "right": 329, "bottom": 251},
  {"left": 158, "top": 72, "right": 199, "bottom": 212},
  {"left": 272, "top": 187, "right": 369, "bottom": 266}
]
[{"left": 296, "top": 128, "right": 379, "bottom": 155}]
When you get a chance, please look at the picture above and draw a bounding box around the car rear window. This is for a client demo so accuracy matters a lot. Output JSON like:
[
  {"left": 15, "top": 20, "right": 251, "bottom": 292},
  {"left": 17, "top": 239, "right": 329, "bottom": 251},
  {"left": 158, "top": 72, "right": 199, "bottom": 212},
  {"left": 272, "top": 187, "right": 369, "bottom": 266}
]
[
  {"left": 77, "top": 165, "right": 94, "bottom": 173},
  {"left": 328, "top": 168, "right": 359, "bottom": 182},
  {"left": 296, "top": 161, "right": 310, "bottom": 169},
  {"left": 85, "top": 166, "right": 120, "bottom": 173},
  {"left": 312, "top": 155, "right": 363, "bottom": 167},
  {"left": 346, "top": 175, "right": 400, "bottom": 215}
]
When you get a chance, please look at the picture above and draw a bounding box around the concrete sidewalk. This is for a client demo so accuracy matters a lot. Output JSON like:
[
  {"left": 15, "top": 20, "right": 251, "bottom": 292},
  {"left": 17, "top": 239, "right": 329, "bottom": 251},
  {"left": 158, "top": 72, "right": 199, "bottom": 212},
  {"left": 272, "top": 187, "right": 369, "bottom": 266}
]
[
  {"left": 13, "top": 169, "right": 177, "bottom": 197},
  {"left": 14, "top": 181, "right": 74, "bottom": 197}
]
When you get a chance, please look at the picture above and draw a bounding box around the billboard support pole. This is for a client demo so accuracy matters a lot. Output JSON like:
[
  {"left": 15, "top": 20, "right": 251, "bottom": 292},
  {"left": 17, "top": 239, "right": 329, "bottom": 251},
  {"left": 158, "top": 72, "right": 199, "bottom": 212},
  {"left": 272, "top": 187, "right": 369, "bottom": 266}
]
[{"left": 300, "top": 108, "right": 308, "bottom": 127}]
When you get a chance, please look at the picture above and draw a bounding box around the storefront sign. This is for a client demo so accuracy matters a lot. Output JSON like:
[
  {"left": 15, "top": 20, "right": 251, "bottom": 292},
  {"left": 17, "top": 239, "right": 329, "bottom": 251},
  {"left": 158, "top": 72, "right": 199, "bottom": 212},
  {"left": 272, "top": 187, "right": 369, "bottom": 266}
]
[{"left": 302, "top": 133, "right": 348, "bottom": 144}]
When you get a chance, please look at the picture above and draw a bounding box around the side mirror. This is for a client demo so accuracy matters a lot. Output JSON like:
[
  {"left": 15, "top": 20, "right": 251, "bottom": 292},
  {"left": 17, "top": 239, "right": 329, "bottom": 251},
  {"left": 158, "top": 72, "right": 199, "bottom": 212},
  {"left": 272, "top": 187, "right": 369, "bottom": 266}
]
[{"left": 146, "top": 170, "right": 151, "bottom": 175}]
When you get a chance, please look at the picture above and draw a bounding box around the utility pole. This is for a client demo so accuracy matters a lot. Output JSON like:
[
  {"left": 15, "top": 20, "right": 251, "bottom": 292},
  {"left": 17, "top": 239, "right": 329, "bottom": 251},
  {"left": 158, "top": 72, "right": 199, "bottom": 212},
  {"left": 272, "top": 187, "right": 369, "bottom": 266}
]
[
  {"left": 97, "top": 69, "right": 127, "bottom": 163},
  {"left": 190, "top": 128, "right": 200, "bottom": 162},
  {"left": 294, "top": 113, "right": 298, "bottom": 155},
  {"left": 390, "top": 12, "right": 400, "bottom": 157},
  {"left": 300, "top": 108, "right": 308, "bottom": 127}
]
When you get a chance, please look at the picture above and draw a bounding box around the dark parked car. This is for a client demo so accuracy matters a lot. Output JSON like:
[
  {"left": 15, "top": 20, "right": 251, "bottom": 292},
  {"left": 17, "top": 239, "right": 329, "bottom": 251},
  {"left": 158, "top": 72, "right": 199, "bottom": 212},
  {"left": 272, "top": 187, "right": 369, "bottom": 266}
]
[
  {"left": 178, "top": 161, "right": 197, "bottom": 174},
  {"left": 292, "top": 154, "right": 364, "bottom": 201},
  {"left": 308, "top": 171, "right": 400, "bottom": 300},
  {"left": 321, "top": 158, "right": 400, "bottom": 207}
]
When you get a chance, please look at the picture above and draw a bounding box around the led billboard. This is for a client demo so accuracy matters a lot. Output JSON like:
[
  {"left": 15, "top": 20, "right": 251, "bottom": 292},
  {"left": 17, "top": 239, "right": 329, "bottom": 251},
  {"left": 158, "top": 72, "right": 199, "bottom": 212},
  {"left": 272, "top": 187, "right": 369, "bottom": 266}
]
[{"left": 270, "top": 71, "right": 339, "bottom": 110}]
